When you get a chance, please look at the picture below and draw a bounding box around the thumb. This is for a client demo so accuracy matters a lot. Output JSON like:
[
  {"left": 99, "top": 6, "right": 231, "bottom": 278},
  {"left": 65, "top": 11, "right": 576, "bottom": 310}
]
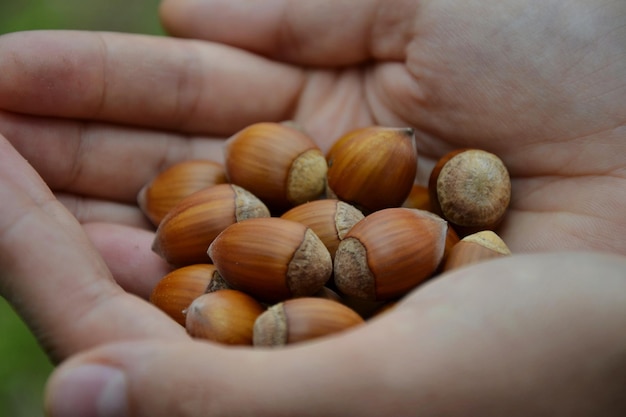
[
  {"left": 43, "top": 337, "right": 380, "bottom": 417},
  {"left": 44, "top": 252, "right": 626, "bottom": 417}
]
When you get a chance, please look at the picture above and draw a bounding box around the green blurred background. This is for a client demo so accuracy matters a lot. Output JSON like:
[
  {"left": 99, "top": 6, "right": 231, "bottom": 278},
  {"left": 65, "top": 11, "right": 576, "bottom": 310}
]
[
  {"left": 0, "top": 0, "right": 164, "bottom": 35},
  {"left": 0, "top": 1, "right": 162, "bottom": 415}
]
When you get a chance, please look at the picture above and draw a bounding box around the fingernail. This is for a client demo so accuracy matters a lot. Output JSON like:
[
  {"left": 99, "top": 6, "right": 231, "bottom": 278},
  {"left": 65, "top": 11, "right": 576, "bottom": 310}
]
[{"left": 47, "top": 364, "right": 129, "bottom": 417}]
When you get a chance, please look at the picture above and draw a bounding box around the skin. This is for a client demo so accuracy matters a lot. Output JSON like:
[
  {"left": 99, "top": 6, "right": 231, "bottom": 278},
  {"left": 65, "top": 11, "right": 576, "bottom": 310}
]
[{"left": 0, "top": 0, "right": 624, "bottom": 415}]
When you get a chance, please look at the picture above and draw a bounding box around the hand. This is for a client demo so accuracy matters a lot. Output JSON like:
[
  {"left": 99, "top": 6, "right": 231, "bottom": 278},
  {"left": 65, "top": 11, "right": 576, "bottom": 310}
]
[
  {"left": 0, "top": 0, "right": 624, "bottom": 416},
  {"left": 1, "top": 139, "right": 625, "bottom": 416}
]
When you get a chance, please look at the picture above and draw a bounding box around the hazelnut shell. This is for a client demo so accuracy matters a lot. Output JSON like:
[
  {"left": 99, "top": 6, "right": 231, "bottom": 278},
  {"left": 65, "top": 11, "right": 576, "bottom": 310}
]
[
  {"left": 149, "top": 264, "right": 229, "bottom": 326},
  {"left": 334, "top": 208, "right": 448, "bottom": 301},
  {"left": 429, "top": 149, "right": 511, "bottom": 233},
  {"left": 280, "top": 199, "right": 364, "bottom": 259},
  {"left": 326, "top": 126, "right": 417, "bottom": 213},
  {"left": 253, "top": 297, "right": 364, "bottom": 346},
  {"left": 208, "top": 217, "right": 333, "bottom": 303},
  {"left": 138, "top": 160, "right": 227, "bottom": 226},
  {"left": 185, "top": 289, "right": 266, "bottom": 345},
  {"left": 443, "top": 230, "right": 511, "bottom": 271},
  {"left": 224, "top": 122, "right": 327, "bottom": 211},
  {"left": 152, "top": 183, "right": 270, "bottom": 266}
]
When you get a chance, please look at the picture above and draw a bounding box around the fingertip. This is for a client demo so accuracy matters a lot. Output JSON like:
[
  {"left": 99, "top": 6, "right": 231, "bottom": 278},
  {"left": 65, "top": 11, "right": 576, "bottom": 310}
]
[
  {"left": 46, "top": 363, "right": 129, "bottom": 417},
  {"left": 41, "top": 338, "right": 368, "bottom": 417},
  {"left": 158, "top": 0, "right": 187, "bottom": 37},
  {"left": 159, "top": 0, "right": 283, "bottom": 54},
  {"left": 44, "top": 341, "right": 239, "bottom": 417}
]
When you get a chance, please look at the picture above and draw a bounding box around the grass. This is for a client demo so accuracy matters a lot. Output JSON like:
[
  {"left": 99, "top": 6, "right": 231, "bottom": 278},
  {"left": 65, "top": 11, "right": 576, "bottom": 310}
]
[
  {"left": 0, "top": 298, "right": 54, "bottom": 417},
  {"left": 0, "top": 1, "right": 163, "bottom": 415}
]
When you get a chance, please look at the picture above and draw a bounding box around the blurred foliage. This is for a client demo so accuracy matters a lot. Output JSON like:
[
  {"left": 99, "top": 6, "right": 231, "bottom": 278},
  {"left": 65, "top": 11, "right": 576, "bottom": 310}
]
[
  {"left": 0, "top": 1, "right": 163, "bottom": 416},
  {"left": 0, "top": 298, "right": 53, "bottom": 417},
  {"left": 0, "top": 0, "right": 164, "bottom": 35}
]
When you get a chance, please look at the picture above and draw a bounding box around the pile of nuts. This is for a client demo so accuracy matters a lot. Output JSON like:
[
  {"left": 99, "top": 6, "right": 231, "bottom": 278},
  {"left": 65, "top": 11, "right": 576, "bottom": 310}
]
[{"left": 140, "top": 122, "right": 512, "bottom": 347}]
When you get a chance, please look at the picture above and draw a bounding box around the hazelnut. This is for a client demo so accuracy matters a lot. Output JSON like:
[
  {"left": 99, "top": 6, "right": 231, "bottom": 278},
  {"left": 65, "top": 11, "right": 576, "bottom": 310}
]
[
  {"left": 224, "top": 122, "right": 327, "bottom": 211},
  {"left": 253, "top": 297, "right": 364, "bottom": 347},
  {"left": 442, "top": 230, "right": 511, "bottom": 272},
  {"left": 137, "top": 160, "right": 227, "bottom": 226},
  {"left": 326, "top": 126, "right": 417, "bottom": 213},
  {"left": 185, "top": 289, "right": 265, "bottom": 345},
  {"left": 280, "top": 199, "right": 364, "bottom": 260},
  {"left": 208, "top": 217, "right": 333, "bottom": 303},
  {"left": 334, "top": 208, "right": 448, "bottom": 301},
  {"left": 152, "top": 183, "right": 270, "bottom": 266},
  {"left": 429, "top": 149, "right": 511, "bottom": 233},
  {"left": 402, "top": 184, "right": 432, "bottom": 212},
  {"left": 149, "top": 264, "right": 230, "bottom": 326}
]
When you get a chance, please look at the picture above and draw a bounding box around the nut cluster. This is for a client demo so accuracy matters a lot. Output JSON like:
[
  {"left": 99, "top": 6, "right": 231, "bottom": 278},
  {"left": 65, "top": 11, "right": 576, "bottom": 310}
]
[{"left": 142, "top": 122, "right": 512, "bottom": 347}]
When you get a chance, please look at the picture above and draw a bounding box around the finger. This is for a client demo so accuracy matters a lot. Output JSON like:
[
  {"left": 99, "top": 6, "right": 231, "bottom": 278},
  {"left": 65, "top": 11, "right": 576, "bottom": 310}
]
[
  {"left": 45, "top": 252, "right": 626, "bottom": 417},
  {"left": 0, "top": 111, "right": 223, "bottom": 203},
  {"left": 57, "top": 194, "right": 152, "bottom": 229},
  {"left": 0, "top": 134, "right": 185, "bottom": 363},
  {"left": 0, "top": 30, "right": 305, "bottom": 135},
  {"left": 82, "top": 223, "right": 171, "bottom": 300},
  {"left": 160, "top": 0, "right": 416, "bottom": 65}
]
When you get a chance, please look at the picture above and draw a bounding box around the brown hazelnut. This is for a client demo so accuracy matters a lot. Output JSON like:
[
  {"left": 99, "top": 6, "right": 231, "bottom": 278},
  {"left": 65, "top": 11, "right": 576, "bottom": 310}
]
[
  {"left": 402, "top": 183, "right": 432, "bottom": 212},
  {"left": 208, "top": 217, "right": 333, "bottom": 303},
  {"left": 280, "top": 199, "right": 364, "bottom": 260},
  {"left": 334, "top": 208, "right": 448, "bottom": 301},
  {"left": 253, "top": 297, "right": 364, "bottom": 347},
  {"left": 223, "top": 122, "right": 327, "bottom": 211},
  {"left": 442, "top": 230, "right": 511, "bottom": 272},
  {"left": 152, "top": 183, "right": 270, "bottom": 266},
  {"left": 429, "top": 149, "right": 511, "bottom": 234},
  {"left": 185, "top": 289, "right": 266, "bottom": 345},
  {"left": 149, "top": 264, "right": 230, "bottom": 326},
  {"left": 326, "top": 126, "right": 418, "bottom": 213},
  {"left": 137, "top": 160, "right": 227, "bottom": 226}
]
